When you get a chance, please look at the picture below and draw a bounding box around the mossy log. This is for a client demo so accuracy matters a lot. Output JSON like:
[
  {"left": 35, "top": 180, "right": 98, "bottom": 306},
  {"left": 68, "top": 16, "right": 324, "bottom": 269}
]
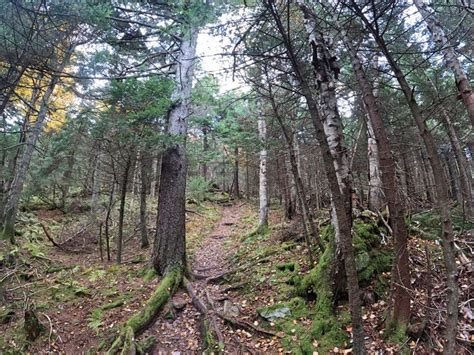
[{"left": 106, "top": 267, "right": 182, "bottom": 354}]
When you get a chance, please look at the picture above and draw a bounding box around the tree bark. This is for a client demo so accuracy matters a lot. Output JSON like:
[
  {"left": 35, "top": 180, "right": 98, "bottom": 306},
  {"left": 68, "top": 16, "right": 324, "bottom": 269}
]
[
  {"left": 140, "top": 151, "right": 149, "bottom": 249},
  {"left": 427, "top": 77, "right": 473, "bottom": 220},
  {"left": 268, "top": 2, "right": 366, "bottom": 352},
  {"left": 258, "top": 116, "right": 268, "bottom": 230},
  {"left": 413, "top": 0, "right": 474, "bottom": 126},
  {"left": 152, "top": 25, "right": 198, "bottom": 275},
  {"left": 350, "top": 3, "right": 459, "bottom": 350},
  {"left": 90, "top": 152, "right": 101, "bottom": 223},
  {"left": 344, "top": 35, "right": 411, "bottom": 328},
  {"left": 116, "top": 152, "right": 133, "bottom": 264},
  {"left": 367, "top": 120, "right": 384, "bottom": 211},
  {"left": 233, "top": 146, "right": 240, "bottom": 198},
  {"left": 202, "top": 125, "right": 209, "bottom": 180},
  {"left": 1, "top": 50, "right": 72, "bottom": 242}
]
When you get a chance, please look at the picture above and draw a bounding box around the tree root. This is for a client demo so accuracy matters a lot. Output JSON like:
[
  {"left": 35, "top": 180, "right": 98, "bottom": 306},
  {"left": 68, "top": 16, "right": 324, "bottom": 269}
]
[
  {"left": 106, "top": 267, "right": 182, "bottom": 354},
  {"left": 183, "top": 277, "right": 225, "bottom": 352},
  {"left": 215, "top": 311, "right": 280, "bottom": 338},
  {"left": 206, "top": 256, "right": 272, "bottom": 284}
]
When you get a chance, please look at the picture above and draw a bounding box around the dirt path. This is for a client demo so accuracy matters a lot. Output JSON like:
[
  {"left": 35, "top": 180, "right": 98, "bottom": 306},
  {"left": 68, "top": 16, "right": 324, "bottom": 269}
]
[{"left": 143, "top": 203, "right": 280, "bottom": 354}]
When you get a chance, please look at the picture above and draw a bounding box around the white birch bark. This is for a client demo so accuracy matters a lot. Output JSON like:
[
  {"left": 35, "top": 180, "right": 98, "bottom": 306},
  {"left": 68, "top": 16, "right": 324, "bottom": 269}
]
[
  {"left": 367, "top": 114, "right": 384, "bottom": 211},
  {"left": 258, "top": 116, "right": 268, "bottom": 229},
  {"left": 413, "top": 0, "right": 474, "bottom": 126},
  {"left": 150, "top": 156, "right": 158, "bottom": 198}
]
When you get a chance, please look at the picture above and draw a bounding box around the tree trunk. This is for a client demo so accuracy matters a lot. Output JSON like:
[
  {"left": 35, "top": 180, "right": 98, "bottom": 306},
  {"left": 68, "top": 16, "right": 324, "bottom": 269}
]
[
  {"left": 245, "top": 151, "right": 250, "bottom": 199},
  {"left": 202, "top": 125, "right": 209, "bottom": 180},
  {"left": 290, "top": 2, "right": 365, "bottom": 352},
  {"left": 258, "top": 116, "right": 268, "bottom": 230},
  {"left": 233, "top": 146, "right": 240, "bottom": 198},
  {"left": 344, "top": 35, "right": 411, "bottom": 329},
  {"left": 116, "top": 153, "right": 133, "bottom": 264},
  {"left": 152, "top": 26, "right": 198, "bottom": 275},
  {"left": 352, "top": 5, "right": 459, "bottom": 350},
  {"left": 140, "top": 151, "right": 149, "bottom": 249},
  {"left": 367, "top": 120, "right": 384, "bottom": 211},
  {"left": 413, "top": 0, "right": 474, "bottom": 126},
  {"left": 427, "top": 77, "right": 473, "bottom": 220},
  {"left": 268, "top": 86, "right": 321, "bottom": 257},
  {"left": 443, "top": 150, "right": 459, "bottom": 200},
  {"left": 420, "top": 149, "right": 434, "bottom": 203},
  {"left": 403, "top": 151, "right": 417, "bottom": 203},
  {"left": 1, "top": 50, "right": 71, "bottom": 242},
  {"left": 105, "top": 172, "right": 116, "bottom": 262},
  {"left": 90, "top": 153, "right": 101, "bottom": 223}
]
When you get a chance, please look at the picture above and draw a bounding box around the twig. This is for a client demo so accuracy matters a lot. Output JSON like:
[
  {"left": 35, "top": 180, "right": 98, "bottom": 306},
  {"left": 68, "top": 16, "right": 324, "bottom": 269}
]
[
  {"left": 377, "top": 211, "right": 393, "bottom": 235},
  {"left": 40, "top": 312, "right": 53, "bottom": 350},
  {"left": 40, "top": 223, "right": 64, "bottom": 249},
  {"left": 186, "top": 209, "right": 206, "bottom": 217}
]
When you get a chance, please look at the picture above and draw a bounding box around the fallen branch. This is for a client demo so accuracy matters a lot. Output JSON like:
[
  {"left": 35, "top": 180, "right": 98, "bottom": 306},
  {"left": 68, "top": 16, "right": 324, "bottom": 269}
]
[
  {"left": 377, "top": 211, "right": 393, "bottom": 236},
  {"left": 40, "top": 223, "right": 64, "bottom": 249}
]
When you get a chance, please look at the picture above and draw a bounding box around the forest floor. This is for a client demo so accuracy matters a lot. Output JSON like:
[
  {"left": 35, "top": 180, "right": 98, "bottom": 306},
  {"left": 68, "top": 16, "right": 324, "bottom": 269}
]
[{"left": 0, "top": 197, "right": 473, "bottom": 354}]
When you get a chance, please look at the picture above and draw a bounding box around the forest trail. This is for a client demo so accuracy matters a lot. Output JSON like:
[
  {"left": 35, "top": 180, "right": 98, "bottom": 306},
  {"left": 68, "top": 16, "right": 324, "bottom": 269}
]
[{"left": 143, "top": 202, "right": 282, "bottom": 353}]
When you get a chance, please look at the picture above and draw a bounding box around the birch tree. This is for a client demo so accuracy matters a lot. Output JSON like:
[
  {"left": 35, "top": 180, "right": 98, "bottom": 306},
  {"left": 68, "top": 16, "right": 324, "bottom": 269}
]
[
  {"left": 258, "top": 114, "right": 268, "bottom": 230},
  {"left": 413, "top": 0, "right": 474, "bottom": 126}
]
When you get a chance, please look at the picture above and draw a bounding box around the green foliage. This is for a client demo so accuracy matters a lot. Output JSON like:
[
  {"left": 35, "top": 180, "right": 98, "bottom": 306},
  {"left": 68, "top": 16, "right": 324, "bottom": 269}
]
[
  {"left": 87, "top": 309, "right": 104, "bottom": 334},
  {"left": 86, "top": 269, "right": 106, "bottom": 283},
  {"left": 410, "top": 206, "right": 473, "bottom": 240},
  {"left": 24, "top": 242, "right": 47, "bottom": 259},
  {"left": 186, "top": 176, "right": 211, "bottom": 202}
]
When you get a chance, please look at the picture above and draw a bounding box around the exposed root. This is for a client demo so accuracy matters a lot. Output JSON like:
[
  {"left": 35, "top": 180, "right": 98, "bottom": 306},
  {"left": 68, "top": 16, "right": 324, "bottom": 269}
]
[
  {"left": 206, "top": 257, "right": 272, "bottom": 284},
  {"left": 215, "top": 311, "right": 280, "bottom": 338},
  {"left": 106, "top": 267, "right": 182, "bottom": 354},
  {"left": 183, "top": 277, "right": 225, "bottom": 351}
]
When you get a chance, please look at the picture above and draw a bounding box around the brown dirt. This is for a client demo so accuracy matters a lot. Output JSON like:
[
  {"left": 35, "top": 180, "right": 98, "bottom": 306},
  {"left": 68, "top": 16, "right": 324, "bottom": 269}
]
[{"left": 141, "top": 203, "right": 283, "bottom": 354}]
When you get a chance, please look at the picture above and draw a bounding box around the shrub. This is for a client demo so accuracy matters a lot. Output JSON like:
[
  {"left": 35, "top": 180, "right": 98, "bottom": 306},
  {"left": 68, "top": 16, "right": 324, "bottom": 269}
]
[{"left": 186, "top": 176, "right": 211, "bottom": 203}]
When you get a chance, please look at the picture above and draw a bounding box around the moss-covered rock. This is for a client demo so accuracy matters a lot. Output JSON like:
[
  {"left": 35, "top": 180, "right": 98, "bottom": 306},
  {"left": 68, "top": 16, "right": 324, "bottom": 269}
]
[{"left": 294, "top": 217, "right": 392, "bottom": 352}]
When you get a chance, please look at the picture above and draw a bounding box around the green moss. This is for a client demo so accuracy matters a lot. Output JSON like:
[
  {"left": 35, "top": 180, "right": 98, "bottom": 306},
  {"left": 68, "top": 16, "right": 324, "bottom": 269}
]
[
  {"left": 311, "top": 317, "right": 347, "bottom": 353},
  {"left": 411, "top": 206, "right": 473, "bottom": 240},
  {"left": 295, "top": 218, "right": 393, "bottom": 352},
  {"left": 142, "top": 267, "right": 158, "bottom": 281},
  {"left": 126, "top": 267, "right": 182, "bottom": 333},
  {"left": 276, "top": 262, "right": 298, "bottom": 273},
  {"left": 281, "top": 242, "right": 295, "bottom": 251},
  {"left": 100, "top": 299, "right": 124, "bottom": 311},
  {"left": 107, "top": 267, "right": 183, "bottom": 354},
  {"left": 386, "top": 322, "right": 408, "bottom": 348},
  {"left": 279, "top": 322, "right": 314, "bottom": 355},
  {"left": 352, "top": 220, "right": 393, "bottom": 284}
]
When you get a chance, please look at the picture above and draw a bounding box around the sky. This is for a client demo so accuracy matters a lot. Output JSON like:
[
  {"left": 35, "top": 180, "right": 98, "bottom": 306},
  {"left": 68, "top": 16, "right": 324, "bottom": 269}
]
[{"left": 196, "top": 31, "right": 238, "bottom": 92}]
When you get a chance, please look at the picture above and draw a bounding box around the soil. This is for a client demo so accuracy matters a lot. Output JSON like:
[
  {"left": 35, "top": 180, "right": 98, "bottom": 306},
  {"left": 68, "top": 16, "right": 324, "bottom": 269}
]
[{"left": 141, "top": 203, "right": 283, "bottom": 353}]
